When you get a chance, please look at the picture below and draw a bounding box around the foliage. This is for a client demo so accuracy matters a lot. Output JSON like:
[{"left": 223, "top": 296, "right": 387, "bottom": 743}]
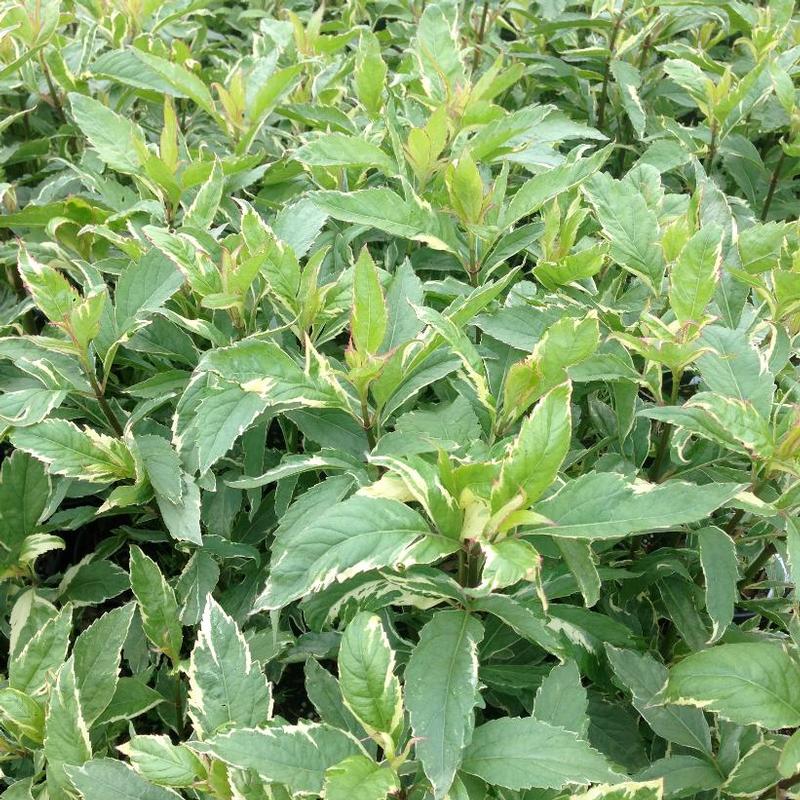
[{"left": 0, "top": 0, "right": 799, "bottom": 798}]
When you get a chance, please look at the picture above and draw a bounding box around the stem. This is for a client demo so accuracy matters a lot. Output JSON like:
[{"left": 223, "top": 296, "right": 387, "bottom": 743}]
[
  {"left": 79, "top": 352, "right": 124, "bottom": 436},
  {"left": 648, "top": 371, "right": 681, "bottom": 483},
  {"left": 761, "top": 149, "right": 786, "bottom": 221},
  {"left": 360, "top": 394, "right": 376, "bottom": 451},
  {"left": 471, "top": 0, "right": 490, "bottom": 74},
  {"left": 458, "top": 548, "right": 467, "bottom": 586},
  {"left": 38, "top": 52, "right": 66, "bottom": 124},
  {"left": 173, "top": 673, "right": 184, "bottom": 735},
  {"left": 739, "top": 540, "right": 776, "bottom": 589},
  {"left": 5, "top": 262, "right": 35, "bottom": 334},
  {"left": 597, "top": 10, "right": 625, "bottom": 132},
  {"left": 704, "top": 119, "right": 718, "bottom": 172},
  {"left": 637, "top": 8, "right": 657, "bottom": 71},
  {"left": 755, "top": 775, "right": 800, "bottom": 800}
]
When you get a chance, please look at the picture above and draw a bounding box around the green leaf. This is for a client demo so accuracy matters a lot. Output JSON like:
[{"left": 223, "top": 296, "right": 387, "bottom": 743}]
[
  {"left": 533, "top": 473, "right": 741, "bottom": 539},
  {"left": 583, "top": 170, "right": 663, "bottom": 291},
  {"left": 0, "top": 450, "right": 50, "bottom": 577},
  {"left": 778, "top": 729, "right": 800, "bottom": 779},
  {"left": 184, "top": 159, "right": 224, "bottom": 229},
  {"left": 414, "top": 3, "right": 465, "bottom": 103},
  {"left": 311, "top": 188, "right": 460, "bottom": 253},
  {"left": 669, "top": 225, "right": 722, "bottom": 326},
  {"left": 502, "top": 146, "right": 611, "bottom": 227},
  {"left": 115, "top": 250, "right": 184, "bottom": 334},
  {"left": 17, "top": 250, "right": 78, "bottom": 323},
  {"left": 534, "top": 660, "right": 589, "bottom": 735},
  {"left": 697, "top": 326, "right": 775, "bottom": 418},
  {"left": 480, "top": 538, "right": 541, "bottom": 592},
  {"left": 611, "top": 60, "right": 647, "bottom": 139},
  {"left": 129, "top": 545, "right": 183, "bottom": 666},
  {"left": 11, "top": 420, "right": 135, "bottom": 483},
  {"left": 95, "top": 679, "right": 164, "bottom": 725},
  {"left": 461, "top": 717, "right": 620, "bottom": 790},
  {"left": 189, "top": 724, "right": 363, "bottom": 794},
  {"left": 154, "top": 473, "right": 202, "bottom": 545},
  {"left": 323, "top": 755, "right": 399, "bottom": 800},
  {"left": 295, "top": 133, "right": 394, "bottom": 173},
  {"left": 338, "top": 612, "right": 403, "bottom": 752},
  {"left": 492, "top": 382, "right": 572, "bottom": 513},
  {"left": 197, "top": 339, "right": 344, "bottom": 410},
  {"left": 351, "top": 248, "right": 388, "bottom": 356},
  {"left": 136, "top": 434, "right": 183, "bottom": 504},
  {"left": 73, "top": 603, "right": 135, "bottom": 725},
  {"left": 697, "top": 526, "right": 738, "bottom": 643},
  {"left": 118, "top": 735, "right": 202, "bottom": 787},
  {"left": 192, "top": 386, "right": 270, "bottom": 476},
  {"left": 471, "top": 593, "right": 562, "bottom": 655},
  {"left": 68, "top": 93, "right": 145, "bottom": 173},
  {"left": 0, "top": 688, "right": 45, "bottom": 744},
  {"left": 9, "top": 604, "right": 72, "bottom": 694},
  {"left": 606, "top": 645, "right": 712, "bottom": 753},
  {"left": 44, "top": 657, "right": 91, "bottom": 800},
  {"left": 0, "top": 387, "right": 68, "bottom": 427},
  {"left": 66, "top": 759, "right": 182, "bottom": 800},
  {"left": 405, "top": 610, "right": 484, "bottom": 799},
  {"left": 175, "top": 551, "right": 220, "bottom": 625},
  {"left": 572, "top": 781, "right": 664, "bottom": 800},
  {"left": 556, "top": 539, "right": 601, "bottom": 607},
  {"left": 722, "top": 740, "right": 782, "bottom": 797},
  {"left": 256, "top": 495, "right": 432, "bottom": 610},
  {"left": 667, "top": 643, "right": 800, "bottom": 729},
  {"left": 188, "top": 597, "right": 272, "bottom": 737},
  {"left": 354, "top": 32, "right": 386, "bottom": 114},
  {"left": 91, "top": 48, "right": 214, "bottom": 115}
]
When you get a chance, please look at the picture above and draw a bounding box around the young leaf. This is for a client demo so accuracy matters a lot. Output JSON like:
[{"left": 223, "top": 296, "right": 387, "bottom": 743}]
[
  {"left": 491, "top": 382, "right": 572, "bottom": 513},
  {"left": 669, "top": 224, "right": 722, "bottom": 325},
  {"left": 583, "top": 170, "right": 663, "bottom": 291},
  {"left": 323, "top": 755, "right": 399, "bottom": 800},
  {"left": 351, "top": 248, "right": 388, "bottom": 356}
]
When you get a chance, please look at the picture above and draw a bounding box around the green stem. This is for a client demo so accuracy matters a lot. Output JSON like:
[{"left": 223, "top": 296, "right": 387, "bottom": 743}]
[
  {"left": 360, "top": 394, "right": 377, "bottom": 451},
  {"left": 761, "top": 149, "right": 786, "bottom": 221},
  {"left": 704, "top": 119, "right": 718, "bottom": 172},
  {"left": 597, "top": 10, "right": 625, "bottom": 132},
  {"left": 739, "top": 540, "right": 777, "bottom": 589},
  {"left": 471, "top": 0, "right": 491, "bottom": 74},
  {"left": 79, "top": 352, "right": 124, "bottom": 436},
  {"left": 648, "top": 371, "right": 681, "bottom": 483},
  {"left": 38, "top": 52, "right": 66, "bottom": 124}
]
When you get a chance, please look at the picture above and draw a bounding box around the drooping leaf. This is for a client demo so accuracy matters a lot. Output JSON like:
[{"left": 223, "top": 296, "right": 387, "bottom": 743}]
[
  {"left": 667, "top": 643, "right": 800, "bottom": 729},
  {"left": 405, "top": 610, "right": 484, "bottom": 799},
  {"left": 187, "top": 597, "right": 272, "bottom": 737}
]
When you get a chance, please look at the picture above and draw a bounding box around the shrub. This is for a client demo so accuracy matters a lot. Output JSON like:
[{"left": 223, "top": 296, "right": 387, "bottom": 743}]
[{"left": 0, "top": 0, "right": 799, "bottom": 798}]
